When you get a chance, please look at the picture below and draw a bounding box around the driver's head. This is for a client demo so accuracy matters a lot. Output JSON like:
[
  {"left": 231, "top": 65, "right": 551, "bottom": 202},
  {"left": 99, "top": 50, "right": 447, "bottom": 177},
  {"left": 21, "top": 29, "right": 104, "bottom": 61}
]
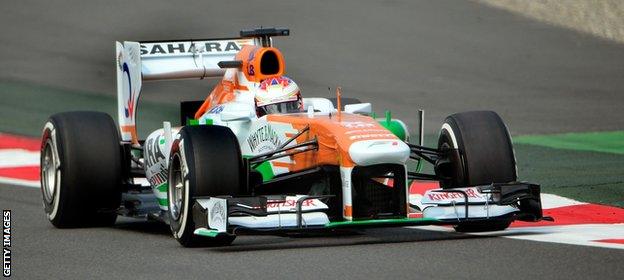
[{"left": 255, "top": 76, "right": 302, "bottom": 116}]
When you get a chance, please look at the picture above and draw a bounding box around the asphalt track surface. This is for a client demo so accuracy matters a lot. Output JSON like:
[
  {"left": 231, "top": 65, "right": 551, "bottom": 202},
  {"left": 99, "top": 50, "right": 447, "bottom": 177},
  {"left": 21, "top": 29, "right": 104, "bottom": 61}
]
[{"left": 2, "top": 0, "right": 624, "bottom": 279}]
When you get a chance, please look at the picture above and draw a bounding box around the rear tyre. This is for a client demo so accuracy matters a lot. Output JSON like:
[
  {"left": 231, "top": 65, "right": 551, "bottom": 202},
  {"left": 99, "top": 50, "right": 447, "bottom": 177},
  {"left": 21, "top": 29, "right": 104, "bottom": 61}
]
[
  {"left": 435, "top": 111, "right": 516, "bottom": 232},
  {"left": 167, "top": 125, "right": 244, "bottom": 247},
  {"left": 40, "top": 111, "right": 122, "bottom": 228}
]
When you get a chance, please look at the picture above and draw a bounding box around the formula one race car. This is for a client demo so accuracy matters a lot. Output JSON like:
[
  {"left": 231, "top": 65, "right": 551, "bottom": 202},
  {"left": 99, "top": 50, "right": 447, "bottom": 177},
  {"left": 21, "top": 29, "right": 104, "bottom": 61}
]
[{"left": 40, "top": 28, "right": 548, "bottom": 247}]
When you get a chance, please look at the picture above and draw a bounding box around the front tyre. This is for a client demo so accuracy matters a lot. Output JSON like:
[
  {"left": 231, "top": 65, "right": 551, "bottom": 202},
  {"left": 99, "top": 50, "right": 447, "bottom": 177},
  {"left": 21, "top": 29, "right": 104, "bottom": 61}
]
[
  {"left": 436, "top": 111, "right": 517, "bottom": 188},
  {"left": 40, "top": 111, "right": 122, "bottom": 228},
  {"left": 167, "top": 125, "right": 244, "bottom": 247},
  {"left": 435, "top": 111, "right": 517, "bottom": 232}
]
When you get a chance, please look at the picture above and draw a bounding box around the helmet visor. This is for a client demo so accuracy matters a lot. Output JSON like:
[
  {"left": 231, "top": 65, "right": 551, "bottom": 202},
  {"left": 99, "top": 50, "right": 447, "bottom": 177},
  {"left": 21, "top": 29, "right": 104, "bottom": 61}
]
[{"left": 257, "top": 100, "right": 302, "bottom": 116}]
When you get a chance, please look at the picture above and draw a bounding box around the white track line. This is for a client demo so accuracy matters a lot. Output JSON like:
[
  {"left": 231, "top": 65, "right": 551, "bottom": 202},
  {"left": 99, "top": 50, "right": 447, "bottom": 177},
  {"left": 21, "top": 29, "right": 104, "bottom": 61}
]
[
  {"left": 499, "top": 224, "right": 624, "bottom": 249},
  {"left": 540, "top": 193, "right": 586, "bottom": 209},
  {"left": 0, "top": 176, "right": 40, "bottom": 188},
  {"left": 0, "top": 149, "right": 39, "bottom": 168},
  {"left": 413, "top": 223, "right": 624, "bottom": 250}
]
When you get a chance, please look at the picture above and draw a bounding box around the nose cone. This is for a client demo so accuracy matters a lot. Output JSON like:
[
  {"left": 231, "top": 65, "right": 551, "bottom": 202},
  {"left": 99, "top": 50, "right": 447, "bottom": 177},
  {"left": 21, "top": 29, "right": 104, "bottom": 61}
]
[{"left": 348, "top": 140, "right": 410, "bottom": 166}]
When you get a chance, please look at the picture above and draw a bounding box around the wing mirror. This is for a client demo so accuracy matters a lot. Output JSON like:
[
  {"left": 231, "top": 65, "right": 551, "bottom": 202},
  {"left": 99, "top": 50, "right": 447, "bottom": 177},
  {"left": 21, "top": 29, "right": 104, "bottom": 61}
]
[
  {"left": 344, "top": 103, "right": 372, "bottom": 115},
  {"left": 221, "top": 110, "right": 254, "bottom": 122},
  {"left": 303, "top": 98, "right": 335, "bottom": 113}
]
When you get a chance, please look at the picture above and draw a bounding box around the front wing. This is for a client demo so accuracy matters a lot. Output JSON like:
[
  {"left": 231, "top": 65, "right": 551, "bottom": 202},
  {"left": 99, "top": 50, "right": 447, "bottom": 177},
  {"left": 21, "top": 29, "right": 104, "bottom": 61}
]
[{"left": 191, "top": 182, "right": 549, "bottom": 238}]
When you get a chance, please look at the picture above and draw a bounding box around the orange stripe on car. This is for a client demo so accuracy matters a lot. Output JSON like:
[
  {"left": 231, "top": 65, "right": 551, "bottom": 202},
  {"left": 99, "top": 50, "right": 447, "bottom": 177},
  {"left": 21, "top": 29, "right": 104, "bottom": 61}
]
[
  {"left": 343, "top": 205, "right": 352, "bottom": 218},
  {"left": 267, "top": 113, "right": 399, "bottom": 170},
  {"left": 120, "top": 125, "right": 139, "bottom": 144}
]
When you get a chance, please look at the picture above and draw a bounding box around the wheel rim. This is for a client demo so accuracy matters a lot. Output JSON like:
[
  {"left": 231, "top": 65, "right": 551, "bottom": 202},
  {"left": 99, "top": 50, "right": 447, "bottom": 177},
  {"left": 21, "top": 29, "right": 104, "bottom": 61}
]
[
  {"left": 41, "top": 140, "right": 58, "bottom": 203},
  {"left": 168, "top": 154, "right": 184, "bottom": 221}
]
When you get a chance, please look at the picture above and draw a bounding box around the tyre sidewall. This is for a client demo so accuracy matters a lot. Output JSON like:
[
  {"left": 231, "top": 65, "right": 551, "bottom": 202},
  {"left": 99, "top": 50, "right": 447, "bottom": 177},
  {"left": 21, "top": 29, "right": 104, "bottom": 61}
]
[
  {"left": 168, "top": 136, "right": 193, "bottom": 242},
  {"left": 167, "top": 126, "right": 243, "bottom": 247},
  {"left": 41, "top": 122, "right": 63, "bottom": 223}
]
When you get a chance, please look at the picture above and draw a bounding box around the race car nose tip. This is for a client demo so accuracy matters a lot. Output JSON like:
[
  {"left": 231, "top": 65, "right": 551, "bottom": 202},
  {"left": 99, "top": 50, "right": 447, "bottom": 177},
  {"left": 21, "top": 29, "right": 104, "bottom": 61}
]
[{"left": 348, "top": 139, "right": 410, "bottom": 166}]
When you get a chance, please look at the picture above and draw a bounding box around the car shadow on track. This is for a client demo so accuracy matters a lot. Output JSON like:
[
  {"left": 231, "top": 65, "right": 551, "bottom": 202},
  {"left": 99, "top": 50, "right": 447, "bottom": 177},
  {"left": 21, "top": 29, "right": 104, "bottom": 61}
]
[
  {"left": 110, "top": 220, "right": 551, "bottom": 252},
  {"left": 211, "top": 227, "right": 545, "bottom": 252},
  {"left": 113, "top": 218, "right": 172, "bottom": 235}
]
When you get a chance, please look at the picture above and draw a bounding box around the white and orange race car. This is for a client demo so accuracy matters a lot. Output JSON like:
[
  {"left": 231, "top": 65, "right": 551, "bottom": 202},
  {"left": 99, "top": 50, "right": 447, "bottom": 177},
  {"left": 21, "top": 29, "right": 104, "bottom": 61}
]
[{"left": 40, "top": 28, "right": 549, "bottom": 247}]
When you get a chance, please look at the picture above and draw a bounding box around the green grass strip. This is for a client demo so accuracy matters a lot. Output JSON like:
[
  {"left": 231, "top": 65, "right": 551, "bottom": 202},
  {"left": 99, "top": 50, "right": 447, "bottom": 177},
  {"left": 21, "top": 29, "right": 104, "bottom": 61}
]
[
  {"left": 514, "top": 131, "right": 624, "bottom": 155},
  {"left": 0, "top": 80, "right": 178, "bottom": 137}
]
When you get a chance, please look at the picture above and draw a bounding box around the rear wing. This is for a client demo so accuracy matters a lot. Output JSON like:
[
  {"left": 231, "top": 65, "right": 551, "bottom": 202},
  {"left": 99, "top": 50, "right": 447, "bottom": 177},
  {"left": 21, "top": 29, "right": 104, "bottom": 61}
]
[{"left": 115, "top": 38, "right": 258, "bottom": 143}]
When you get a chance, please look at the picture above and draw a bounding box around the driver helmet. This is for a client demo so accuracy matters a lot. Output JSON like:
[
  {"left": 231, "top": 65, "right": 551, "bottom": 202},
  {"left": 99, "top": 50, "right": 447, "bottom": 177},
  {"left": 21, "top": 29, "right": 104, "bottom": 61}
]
[{"left": 255, "top": 76, "right": 303, "bottom": 116}]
